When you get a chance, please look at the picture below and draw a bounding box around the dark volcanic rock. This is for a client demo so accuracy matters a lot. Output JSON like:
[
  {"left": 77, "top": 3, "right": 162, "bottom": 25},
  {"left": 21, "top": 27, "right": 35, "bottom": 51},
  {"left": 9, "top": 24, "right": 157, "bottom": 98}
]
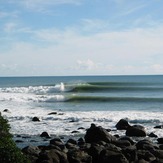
[
  {"left": 47, "top": 112, "right": 57, "bottom": 115},
  {"left": 32, "top": 117, "right": 40, "bottom": 122},
  {"left": 21, "top": 120, "right": 163, "bottom": 163},
  {"left": 37, "top": 149, "right": 68, "bottom": 163},
  {"left": 154, "top": 125, "right": 163, "bottom": 129},
  {"left": 22, "top": 146, "right": 40, "bottom": 162},
  {"left": 99, "top": 149, "right": 129, "bottom": 163},
  {"left": 136, "top": 139, "right": 159, "bottom": 150},
  {"left": 115, "top": 119, "right": 130, "bottom": 130},
  {"left": 67, "top": 149, "right": 92, "bottom": 163},
  {"left": 126, "top": 125, "right": 147, "bottom": 137},
  {"left": 85, "top": 123, "right": 116, "bottom": 143},
  {"left": 3, "top": 109, "right": 10, "bottom": 113},
  {"left": 157, "top": 138, "right": 163, "bottom": 144},
  {"left": 40, "top": 132, "right": 50, "bottom": 138},
  {"left": 148, "top": 132, "right": 158, "bottom": 138}
]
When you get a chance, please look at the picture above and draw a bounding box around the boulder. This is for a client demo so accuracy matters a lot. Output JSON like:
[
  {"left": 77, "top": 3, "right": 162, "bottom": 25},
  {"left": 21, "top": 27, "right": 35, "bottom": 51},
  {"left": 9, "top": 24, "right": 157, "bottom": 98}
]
[
  {"left": 22, "top": 146, "right": 40, "bottom": 162},
  {"left": 85, "top": 124, "right": 116, "bottom": 143},
  {"left": 47, "top": 112, "right": 57, "bottom": 115},
  {"left": 67, "top": 149, "right": 92, "bottom": 163},
  {"left": 154, "top": 125, "right": 163, "bottom": 129},
  {"left": 126, "top": 125, "right": 146, "bottom": 137},
  {"left": 40, "top": 132, "right": 50, "bottom": 138},
  {"left": 148, "top": 132, "right": 158, "bottom": 138},
  {"left": 32, "top": 117, "right": 40, "bottom": 122},
  {"left": 87, "top": 143, "right": 105, "bottom": 163},
  {"left": 136, "top": 139, "right": 159, "bottom": 150},
  {"left": 3, "top": 109, "right": 10, "bottom": 113},
  {"left": 116, "top": 119, "right": 130, "bottom": 130},
  {"left": 157, "top": 138, "right": 163, "bottom": 144},
  {"left": 37, "top": 149, "right": 68, "bottom": 163},
  {"left": 99, "top": 149, "right": 129, "bottom": 163}
]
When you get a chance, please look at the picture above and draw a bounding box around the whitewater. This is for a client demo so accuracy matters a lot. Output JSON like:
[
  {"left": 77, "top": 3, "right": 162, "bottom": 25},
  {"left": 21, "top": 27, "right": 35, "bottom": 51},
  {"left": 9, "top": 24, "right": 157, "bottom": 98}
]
[{"left": 0, "top": 75, "right": 163, "bottom": 146}]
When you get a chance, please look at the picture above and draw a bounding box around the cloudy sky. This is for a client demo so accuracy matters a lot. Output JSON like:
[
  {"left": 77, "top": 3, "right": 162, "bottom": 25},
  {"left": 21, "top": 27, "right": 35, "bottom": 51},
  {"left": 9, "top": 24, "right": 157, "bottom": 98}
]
[{"left": 0, "top": 0, "right": 163, "bottom": 76}]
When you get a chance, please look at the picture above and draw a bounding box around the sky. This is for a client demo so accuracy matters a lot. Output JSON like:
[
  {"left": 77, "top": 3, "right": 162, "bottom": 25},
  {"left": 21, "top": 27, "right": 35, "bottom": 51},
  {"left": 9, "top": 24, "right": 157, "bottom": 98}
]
[{"left": 0, "top": 0, "right": 163, "bottom": 76}]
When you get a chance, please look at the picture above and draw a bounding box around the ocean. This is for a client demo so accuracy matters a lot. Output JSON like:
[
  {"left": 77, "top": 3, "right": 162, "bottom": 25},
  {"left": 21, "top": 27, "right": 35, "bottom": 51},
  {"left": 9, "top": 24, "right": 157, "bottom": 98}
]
[{"left": 0, "top": 75, "right": 163, "bottom": 146}]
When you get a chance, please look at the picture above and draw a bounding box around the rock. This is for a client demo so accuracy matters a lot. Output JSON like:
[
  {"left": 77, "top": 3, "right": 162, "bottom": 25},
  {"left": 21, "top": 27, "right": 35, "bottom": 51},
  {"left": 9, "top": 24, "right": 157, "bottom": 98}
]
[
  {"left": 99, "top": 149, "right": 129, "bottom": 163},
  {"left": 37, "top": 149, "right": 68, "bottom": 163},
  {"left": 157, "top": 138, "right": 163, "bottom": 144},
  {"left": 154, "top": 125, "right": 163, "bottom": 129},
  {"left": 85, "top": 123, "right": 116, "bottom": 143},
  {"left": 115, "top": 119, "right": 130, "bottom": 130},
  {"left": 137, "top": 150, "right": 156, "bottom": 162},
  {"left": 126, "top": 125, "right": 146, "bottom": 137},
  {"left": 22, "top": 146, "right": 40, "bottom": 162},
  {"left": 3, "top": 109, "right": 10, "bottom": 113},
  {"left": 32, "top": 117, "right": 40, "bottom": 122},
  {"left": 67, "top": 149, "right": 92, "bottom": 163},
  {"left": 148, "top": 132, "right": 158, "bottom": 138},
  {"left": 67, "top": 138, "right": 77, "bottom": 145},
  {"left": 78, "top": 127, "right": 85, "bottom": 130},
  {"left": 71, "top": 130, "right": 79, "bottom": 134},
  {"left": 113, "top": 139, "right": 131, "bottom": 148},
  {"left": 87, "top": 143, "right": 105, "bottom": 163},
  {"left": 122, "top": 146, "right": 138, "bottom": 162},
  {"left": 136, "top": 139, "right": 159, "bottom": 150},
  {"left": 50, "top": 138, "right": 63, "bottom": 145},
  {"left": 15, "top": 140, "right": 24, "bottom": 143},
  {"left": 40, "top": 132, "right": 50, "bottom": 138},
  {"left": 47, "top": 112, "right": 57, "bottom": 115},
  {"left": 119, "top": 136, "right": 135, "bottom": 145}
]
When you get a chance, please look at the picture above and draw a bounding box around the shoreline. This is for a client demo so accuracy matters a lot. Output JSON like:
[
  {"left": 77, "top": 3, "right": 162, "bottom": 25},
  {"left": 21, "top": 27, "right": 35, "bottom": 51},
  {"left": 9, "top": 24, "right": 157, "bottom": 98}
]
[{"left": 15, "top": 119, "right": 163, "bottom": 163}]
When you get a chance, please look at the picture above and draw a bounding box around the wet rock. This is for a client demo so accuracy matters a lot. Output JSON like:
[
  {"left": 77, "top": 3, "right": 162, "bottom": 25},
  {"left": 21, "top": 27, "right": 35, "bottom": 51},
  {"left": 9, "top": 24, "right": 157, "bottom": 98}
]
[
  {"left": 136, "top": 139, "right": 159, "bottom": 150},
  {"left": 113, "top": 139, "right": 131, "bottom": 148},
  {"left": 157, "top": 138, "right": 163, "bottom": 144},
  {"left": 50, "top": 138, "right": 63, "bottom": 145},
  {"left": 40, "top": 132, "right": 50, "bottom": 138},
  {"left": 67, "top": 149, "right": 92, "bottom": 163},
  {"left": 3, "top": 109, "right": 10, "bottom": 113},
  {"left": 126, "top": 125, "right": 147, "bottom": 137},
  {"left": 154, "top": 125, "right": 163, "bottom": 129},
  {"left": 87, "top": 143, "right": 105, "bottom": 163},
  {"left": 22, "top": 146, "right": 40, "bottom": 162},
  {"left": 15, "top": 140, "right": 24, "bottom": 143},
  {"left": 78, "top": 127, "right": 85, "bottom": 130},
  {"left": 32, "top": 117, "right": 40, "bottom": 122},
  {"left": 71, "top": 130, "right": 80, "bottom": 134},
  {"left": 37, "top": 149, "right": 68, "bottom": 163},
  {"left": 119, "top": 136, "right": 135, "bottom": 145},
  {"left": 148, "top": 132, "right": 158, "bottom": 138},
  {"left": 67, "top": 138, "right": 77, "bottom": 145},
  {"left": 122, "top": 146, "right": 138, "bottom": 162},
  {"left": 116, "top": 119, "right": 130, "bottom": 130},
  {"left": 137, "top": 150, "right": 156, "bottom": 162},
  {"left": 99, "top": 149, "right": 129, "bottom": 163},
  {"left": 85, "top": 123, "right": 116, "bottom": 143},
  {"left": 47, "top": 112, "right": 57, "bottom": 115}
]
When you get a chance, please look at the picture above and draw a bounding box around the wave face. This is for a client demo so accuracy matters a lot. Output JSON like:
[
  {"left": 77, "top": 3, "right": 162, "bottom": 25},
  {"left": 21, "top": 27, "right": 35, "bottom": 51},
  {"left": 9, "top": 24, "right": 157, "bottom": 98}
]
[{"left": 0, "top": 75, "right": 163, "bottom": 139}]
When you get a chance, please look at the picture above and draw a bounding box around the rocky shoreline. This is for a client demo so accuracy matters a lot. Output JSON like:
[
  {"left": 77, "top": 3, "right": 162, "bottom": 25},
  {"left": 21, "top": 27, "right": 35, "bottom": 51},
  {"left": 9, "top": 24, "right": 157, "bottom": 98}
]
[{"left": 21, "top": 119, "right": 163, "bottom": 163}]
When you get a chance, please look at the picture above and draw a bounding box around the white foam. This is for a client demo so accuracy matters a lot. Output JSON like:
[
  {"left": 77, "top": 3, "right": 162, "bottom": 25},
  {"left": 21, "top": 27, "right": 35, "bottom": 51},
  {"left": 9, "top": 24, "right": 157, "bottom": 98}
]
[{"left": 1, "top": 109, "right": 163, "bottom": 137}]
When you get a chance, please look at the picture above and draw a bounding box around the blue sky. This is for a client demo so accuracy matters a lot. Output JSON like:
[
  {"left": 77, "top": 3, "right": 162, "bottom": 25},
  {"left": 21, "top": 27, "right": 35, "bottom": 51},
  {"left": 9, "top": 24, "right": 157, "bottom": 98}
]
[{"left": 0, "top": 0, "right": 163, "bottom": 76}]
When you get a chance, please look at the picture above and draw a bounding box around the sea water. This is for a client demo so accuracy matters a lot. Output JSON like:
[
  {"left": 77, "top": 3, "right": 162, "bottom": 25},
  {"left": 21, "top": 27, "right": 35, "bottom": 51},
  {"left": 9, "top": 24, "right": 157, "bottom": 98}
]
[{"left": 0, "top": 75, "right": 163, "bottom": 145}]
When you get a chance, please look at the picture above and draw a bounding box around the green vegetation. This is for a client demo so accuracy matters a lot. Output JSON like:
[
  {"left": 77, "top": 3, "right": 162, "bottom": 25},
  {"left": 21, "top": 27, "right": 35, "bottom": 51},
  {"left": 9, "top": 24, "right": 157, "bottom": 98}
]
[{"left": 0, "top": 113, "right": 29, "bottom": 163}]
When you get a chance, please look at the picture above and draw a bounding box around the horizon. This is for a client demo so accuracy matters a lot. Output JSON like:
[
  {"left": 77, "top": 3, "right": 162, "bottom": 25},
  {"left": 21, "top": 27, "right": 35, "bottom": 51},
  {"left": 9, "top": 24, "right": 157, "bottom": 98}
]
[{"left": 1, "top": 0, "right": 163, "bottom": 76}]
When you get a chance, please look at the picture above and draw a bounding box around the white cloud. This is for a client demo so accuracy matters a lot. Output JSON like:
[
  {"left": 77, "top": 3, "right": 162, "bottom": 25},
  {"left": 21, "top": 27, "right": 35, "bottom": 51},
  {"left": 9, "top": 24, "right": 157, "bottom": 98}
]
[
  {"left": 1, "top": 22, "right": 163, "bottom": 76},
  {"left": 77, "top": 59, "right": 100, "bottom": 70}
]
